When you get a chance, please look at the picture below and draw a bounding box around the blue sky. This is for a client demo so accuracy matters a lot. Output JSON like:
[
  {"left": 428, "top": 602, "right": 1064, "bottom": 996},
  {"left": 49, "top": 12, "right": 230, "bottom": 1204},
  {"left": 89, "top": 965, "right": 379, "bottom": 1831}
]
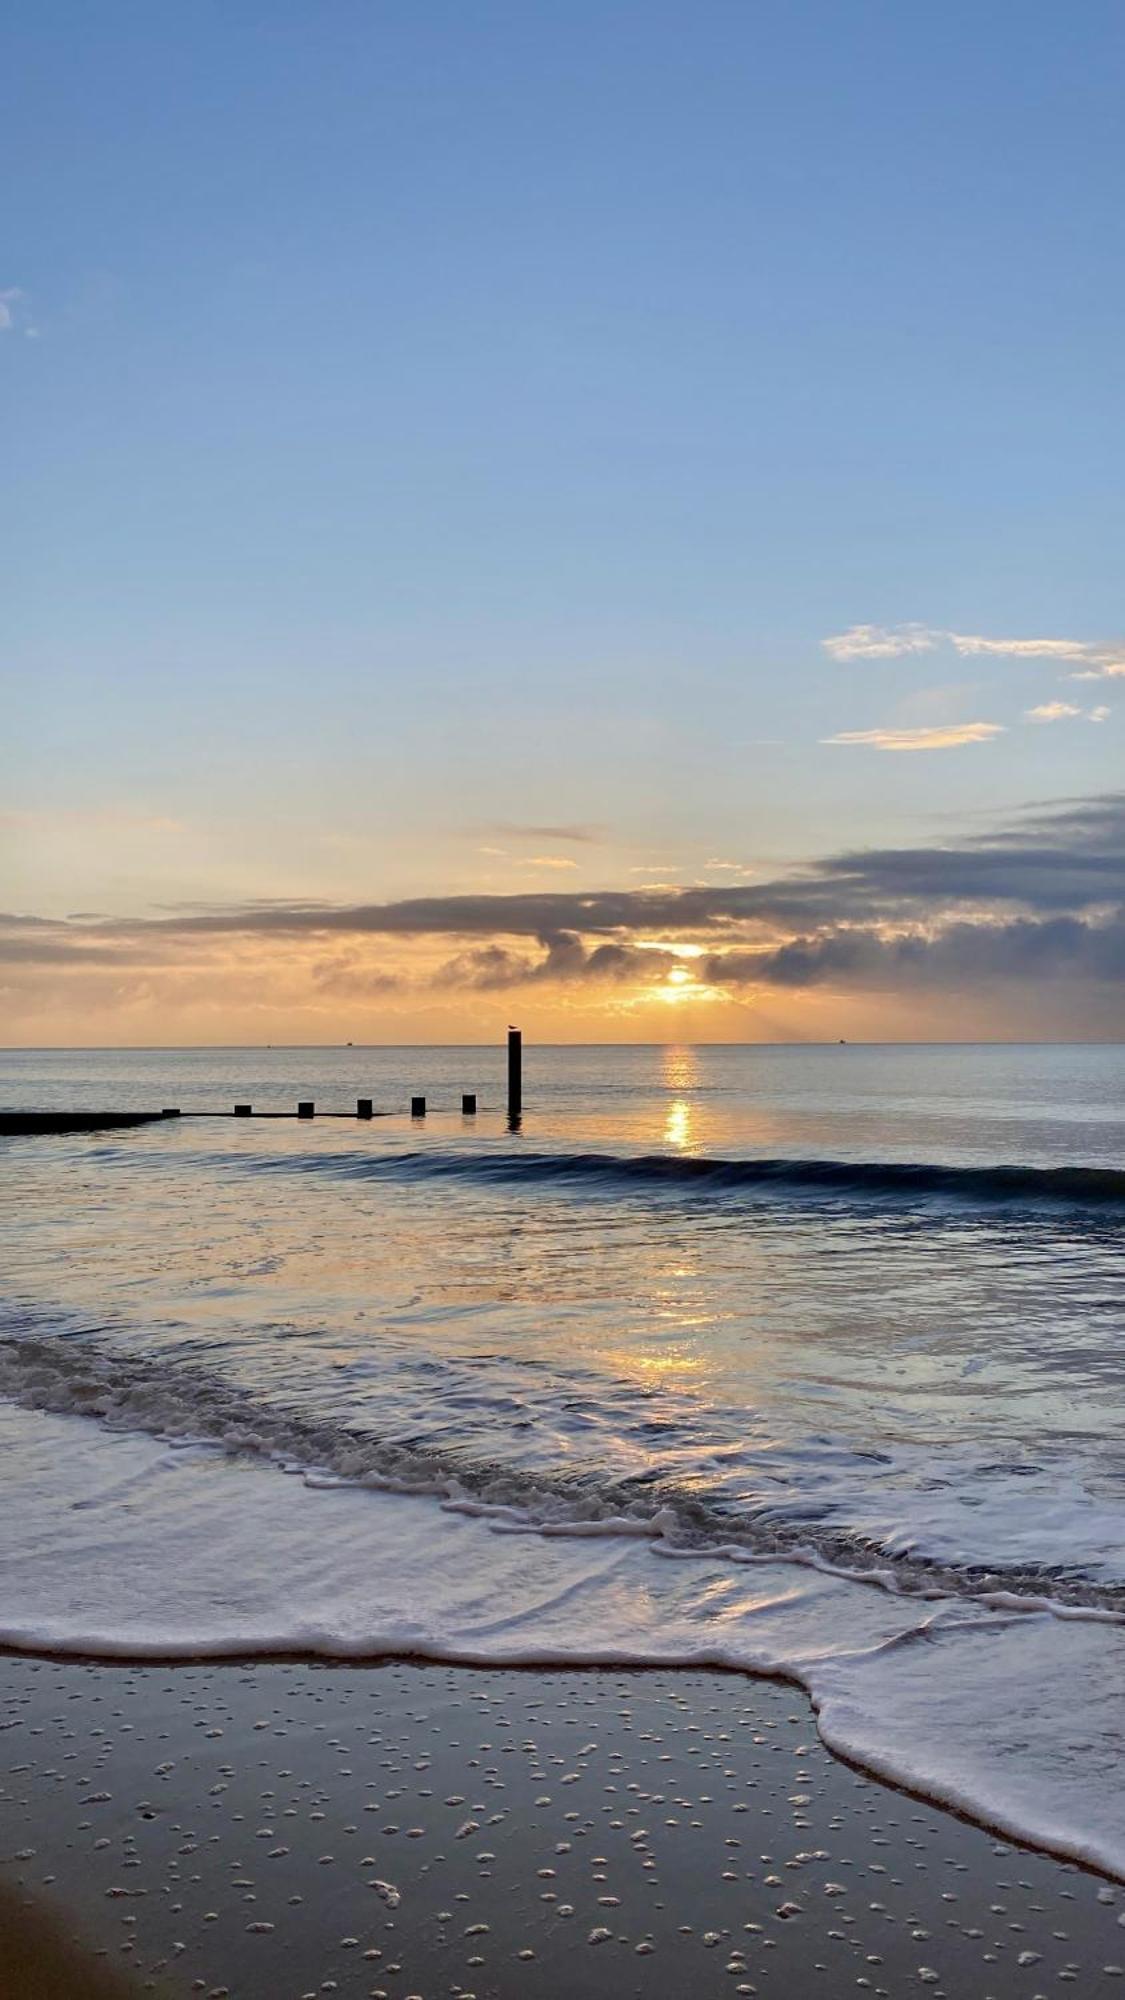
[{"left": 3, "top": 1, "right": 1123, "bottom": 1040}]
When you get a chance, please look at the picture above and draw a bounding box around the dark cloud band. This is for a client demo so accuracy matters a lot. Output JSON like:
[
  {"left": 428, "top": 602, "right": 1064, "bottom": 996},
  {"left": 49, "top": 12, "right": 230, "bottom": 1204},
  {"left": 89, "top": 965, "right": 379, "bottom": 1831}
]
[{"left": 4, "top": 793, "right": 1122, "bottom": 995}]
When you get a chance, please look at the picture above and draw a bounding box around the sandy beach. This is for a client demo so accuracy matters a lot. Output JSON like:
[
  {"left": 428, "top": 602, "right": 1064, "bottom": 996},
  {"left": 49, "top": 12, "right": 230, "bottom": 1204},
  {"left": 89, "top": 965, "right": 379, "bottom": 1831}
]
[{"left": 2, "top": 1653, "right": 1123, "bottom": 2000}]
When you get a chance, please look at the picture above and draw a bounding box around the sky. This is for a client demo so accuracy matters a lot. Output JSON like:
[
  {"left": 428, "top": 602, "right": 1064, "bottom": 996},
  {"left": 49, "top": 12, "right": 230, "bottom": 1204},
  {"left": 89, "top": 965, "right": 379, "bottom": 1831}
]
[{"left": 3, "top": 0, "right": 1123, "bottom": 1044}]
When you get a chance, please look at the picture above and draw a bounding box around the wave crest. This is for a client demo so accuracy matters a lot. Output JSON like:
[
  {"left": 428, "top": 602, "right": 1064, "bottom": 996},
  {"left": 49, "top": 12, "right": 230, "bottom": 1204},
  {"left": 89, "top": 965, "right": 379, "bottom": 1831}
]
[{"left": 239, "top": 1145, "right": 1125, "bottom": 1208}]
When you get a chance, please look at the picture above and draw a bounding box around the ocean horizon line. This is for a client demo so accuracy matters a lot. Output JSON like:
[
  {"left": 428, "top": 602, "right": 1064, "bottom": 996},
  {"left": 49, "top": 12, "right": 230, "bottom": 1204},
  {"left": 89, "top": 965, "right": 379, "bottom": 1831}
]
[{"left": 3, "top": 1037, "right": 1124, "bottom": 1054}]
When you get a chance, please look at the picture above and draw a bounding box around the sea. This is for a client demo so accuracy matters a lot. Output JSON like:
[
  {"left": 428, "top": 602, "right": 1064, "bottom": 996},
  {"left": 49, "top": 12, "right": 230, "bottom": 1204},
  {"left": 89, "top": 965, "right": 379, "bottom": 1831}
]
[{"left": 2, "top": 1043, "right": 1124, "bottom": 1875}]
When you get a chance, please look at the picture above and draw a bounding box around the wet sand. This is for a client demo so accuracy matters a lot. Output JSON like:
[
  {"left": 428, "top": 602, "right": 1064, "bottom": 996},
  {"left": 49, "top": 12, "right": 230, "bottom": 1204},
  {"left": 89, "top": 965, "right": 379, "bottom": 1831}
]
[{"left": 2, "top": 1654, "right": 1123, "bottom": 1999}]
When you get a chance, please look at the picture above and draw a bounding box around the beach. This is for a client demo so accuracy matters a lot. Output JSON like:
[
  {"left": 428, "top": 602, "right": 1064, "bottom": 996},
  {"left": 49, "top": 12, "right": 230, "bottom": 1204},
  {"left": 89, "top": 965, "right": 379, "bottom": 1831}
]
[
  {"left": 4, "top": 1652, "right": 1125, "bottom": 2000},
  {"left": 8, "top": 0, "right": 1124, "bottom": 1972},
  {"left": 2, "top": 1046, "right": 1124, "bottom": 1993}
]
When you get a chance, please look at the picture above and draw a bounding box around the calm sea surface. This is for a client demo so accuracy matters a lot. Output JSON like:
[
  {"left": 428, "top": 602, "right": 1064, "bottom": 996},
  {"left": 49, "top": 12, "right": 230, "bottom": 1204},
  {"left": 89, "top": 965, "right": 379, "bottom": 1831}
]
[
  {"left": 3, "top": 1042, "right": 1125, "bottom": 1575},
  {"left": 2, "top": 1044, "right": 1124, "bottom": 1872}
]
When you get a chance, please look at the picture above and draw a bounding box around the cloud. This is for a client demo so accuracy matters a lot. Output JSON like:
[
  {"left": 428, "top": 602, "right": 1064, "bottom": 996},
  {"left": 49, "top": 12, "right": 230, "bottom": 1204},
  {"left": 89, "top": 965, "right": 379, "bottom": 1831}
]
[
  {"left": 1027, "top": 701, "right": 1113, "bottom": 724},
  {"left": 0, "top": 286, "right": 38, "bottom": 339},
  {"left": 0, "top": 937, "right": 149, "bottom": 966},
  {"left": 825, "top": 624, "right": 1125, "bottom": 682},
  {"left": 5, "top": 797, "right": 1123, "bottom": 1017},
  {"left": 434, "top": 930, "right": 655, "bottom": 990},
  {"left": 821, "top": 624, "right": 941, "bottom": 660},
  {"left": 700, "top": 913, "right": 1125, "bottom": 991},
  {"left": 955, "top": 634, "right": 1125, "bottom": 681},
  {"left": 476, "top": 822, "right": 604, "bottom": 844},
  {"left": 823, "top": 723, "right": 1004, "bottom": 751},
  {"left": 950, "top": 634, "right": 1090, "bottom": 660},
  {"left": 310, "top": 957, "right": 403, "bottom": 997},
  {"left": 1071, "top": 657, "right": 1125, "bottom": 682},
  {"left": 520, "top": 855, "right": 580, "bottom": 870},
  {"left": 4, "top": 790, "right": 1121, "bottom": 945}
]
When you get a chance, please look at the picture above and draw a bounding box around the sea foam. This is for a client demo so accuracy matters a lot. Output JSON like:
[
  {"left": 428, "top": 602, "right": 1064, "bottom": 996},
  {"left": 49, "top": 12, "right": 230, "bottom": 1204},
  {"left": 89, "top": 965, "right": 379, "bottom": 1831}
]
[{"left": 2, "top": 1399, "right": 1124, "bottom": 1882}]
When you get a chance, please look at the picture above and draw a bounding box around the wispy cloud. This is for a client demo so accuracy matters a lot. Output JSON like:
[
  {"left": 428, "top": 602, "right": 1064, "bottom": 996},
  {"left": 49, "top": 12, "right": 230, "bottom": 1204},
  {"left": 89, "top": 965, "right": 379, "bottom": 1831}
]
[
  {"left": 0, "top": 286, "right": 38, "bottom": 338},
  {"left": 1070, "top": 655, "right": 1125, "bottom": 682},
  {"left": 1026, "top": 702, "right": 1082, "bottom": 723},
  {"left": 951, "top": 634, "right": 1089, "bottom": 660},
  {"left": 1027, "top": 701, "right": 1112, "bottom": 724},
  {"left": 953, "top": 633, "right": 1125, "bottom": 680},
  {"left": 821, "top": 623, "right": 941, "bottom": 660},
  {"left": 475, "top": 821, "right": 604, "bottom": 845},
  {"left": 520, "top": 855, "right": 579, "bottom": 871},
  {"left": 823, "top": 723, "right": 1004, "bottom": 752},
  {"left": 823, "top": 624, "right": 1125, "bottom": 681}
]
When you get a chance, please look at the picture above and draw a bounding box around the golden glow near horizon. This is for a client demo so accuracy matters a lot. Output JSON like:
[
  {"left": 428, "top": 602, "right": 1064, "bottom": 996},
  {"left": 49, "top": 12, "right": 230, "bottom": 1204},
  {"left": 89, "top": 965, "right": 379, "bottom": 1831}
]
[
  {"left": 648, "top": 966, "right": 731, "bottom": 1009},
  {"left": 5, "top": 843, "right": 1117, "bottom": 1047},
  {"left": 661, "top": 966, "right": 695, "bottom": 996},
  {"left": 660, "top": 1045, "right": 702, "bottom": 1088},
  {"left": 632, "top": 939, "right": 730, "bottom": 1009}
]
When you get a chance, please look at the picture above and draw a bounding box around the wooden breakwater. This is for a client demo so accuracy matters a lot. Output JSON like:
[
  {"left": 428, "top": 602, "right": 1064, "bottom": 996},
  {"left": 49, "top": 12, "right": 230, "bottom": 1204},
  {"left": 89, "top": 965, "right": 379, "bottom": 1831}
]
[
  {"left": 0, "top": 1111, "right": 175, "bottom": 1135},
  {"left": 1, "top": 1029, "right": 525, "bottom": 1136}
]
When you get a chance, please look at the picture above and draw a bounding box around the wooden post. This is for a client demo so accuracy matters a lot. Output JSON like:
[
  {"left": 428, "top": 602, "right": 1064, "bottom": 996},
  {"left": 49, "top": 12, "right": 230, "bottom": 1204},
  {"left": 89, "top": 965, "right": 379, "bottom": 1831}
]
[
  {"left": 507, "top": 1026, "right": 522, "bottom": 1123},
  {"left": 411, "top": 1095, "right": 426, "bottom": 1118},
  {"left": 461, "top": 1092, "right": 477, "bottom": 1115},
  {"left": 161, "top": 1108, "right": 181, "bottom": 1118},
  {"left": 357, "top": 1098, "right": 373, "bottom": 1118},
  {"left": 298, "top": 1101, "right": 314, "bottom": 1119},
  {"left": 234, "top": 1104, "right": 252, "bottom": 1116}
]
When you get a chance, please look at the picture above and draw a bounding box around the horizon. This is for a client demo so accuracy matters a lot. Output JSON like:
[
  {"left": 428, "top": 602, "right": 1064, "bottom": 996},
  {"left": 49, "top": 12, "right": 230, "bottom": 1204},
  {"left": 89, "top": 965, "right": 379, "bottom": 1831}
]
[{"left": 4, "top": 1036, "right": 1122, "bottom": 1052}]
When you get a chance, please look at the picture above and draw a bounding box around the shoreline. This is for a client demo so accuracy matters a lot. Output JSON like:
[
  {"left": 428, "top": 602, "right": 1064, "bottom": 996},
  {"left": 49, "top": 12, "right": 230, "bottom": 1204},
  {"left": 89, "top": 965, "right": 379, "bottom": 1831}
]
[
  {"left": 3, "top": 1653, "right": 1124, "bottom": 1999},
  {"left": 1, "top": 1637, "right": 1122, "bottom": 1890},
  {"left": 3, "top": 1394, "right": 1124, "bottom": 1889}
]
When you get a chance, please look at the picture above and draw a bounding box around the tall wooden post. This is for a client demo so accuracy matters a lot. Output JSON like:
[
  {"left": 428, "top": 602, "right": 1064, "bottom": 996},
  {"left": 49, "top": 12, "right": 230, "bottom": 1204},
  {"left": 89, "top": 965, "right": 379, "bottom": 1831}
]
[{"left": 507, "top": 1026, "right": 522, "bottom": 1124}]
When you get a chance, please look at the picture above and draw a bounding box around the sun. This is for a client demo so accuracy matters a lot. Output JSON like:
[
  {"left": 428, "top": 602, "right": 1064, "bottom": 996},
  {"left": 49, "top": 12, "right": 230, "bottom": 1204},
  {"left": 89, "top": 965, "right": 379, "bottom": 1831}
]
[
  {"left": 627, "top": 941, "right": 731, "bottom": 1011},
  {"left": 650, "top": 966, "right": 722, "bottom": 1006}
]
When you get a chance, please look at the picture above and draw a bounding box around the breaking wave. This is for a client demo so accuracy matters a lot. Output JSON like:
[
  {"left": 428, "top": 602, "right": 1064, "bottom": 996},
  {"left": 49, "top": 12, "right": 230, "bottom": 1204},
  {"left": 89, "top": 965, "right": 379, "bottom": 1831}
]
[
  {"left": 2, "top": 1322, "right": 1122, "bottom": 1619},
  {"left": 233, "top": 1145, "right": 1125, "bottom": 1209}
]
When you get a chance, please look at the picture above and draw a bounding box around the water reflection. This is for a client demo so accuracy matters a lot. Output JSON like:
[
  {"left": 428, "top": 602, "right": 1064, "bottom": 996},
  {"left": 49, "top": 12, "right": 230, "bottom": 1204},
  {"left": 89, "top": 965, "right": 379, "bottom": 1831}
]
[
  {"left": 660, "top": 1045, "right": 703, "bottom": 1095},
  {"left": 664, "top": 1100, "right": 693, "bottom": 1151},
  {"left": 661, "top": 1047, "right": 702, "bottom": 1153}
]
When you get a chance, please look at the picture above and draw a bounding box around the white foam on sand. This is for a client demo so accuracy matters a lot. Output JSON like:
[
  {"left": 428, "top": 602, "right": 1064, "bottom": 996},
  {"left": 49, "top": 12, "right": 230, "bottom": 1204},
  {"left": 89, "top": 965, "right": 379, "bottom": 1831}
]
[{"left": 2, "top": 1401, "right": 1124, "bottom": 1881}]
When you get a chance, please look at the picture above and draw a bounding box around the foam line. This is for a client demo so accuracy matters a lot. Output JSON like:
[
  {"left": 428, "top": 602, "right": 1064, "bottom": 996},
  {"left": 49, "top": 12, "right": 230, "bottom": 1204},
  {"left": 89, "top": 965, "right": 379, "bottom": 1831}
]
[{"left": 2, "top": 1401, "right": 1124, "bottom": 1882}]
